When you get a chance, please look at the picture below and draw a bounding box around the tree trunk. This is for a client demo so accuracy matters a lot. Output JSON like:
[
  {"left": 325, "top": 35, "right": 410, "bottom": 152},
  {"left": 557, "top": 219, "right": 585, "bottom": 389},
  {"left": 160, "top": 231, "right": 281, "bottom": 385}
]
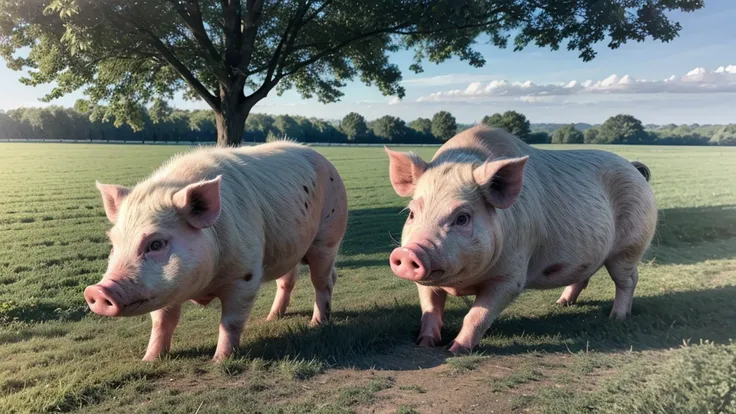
[
  {"left": 215, "top": 83, "right": 256, "bottom": 147},
  {"left": 215, "top": 104, "right": 248, "bottom": 147}
]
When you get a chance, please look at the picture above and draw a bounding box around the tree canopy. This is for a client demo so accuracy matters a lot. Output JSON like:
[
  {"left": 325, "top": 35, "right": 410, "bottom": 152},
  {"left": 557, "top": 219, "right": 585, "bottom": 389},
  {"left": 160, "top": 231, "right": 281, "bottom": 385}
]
[
  {"left": 431, "top": 111, "right": 457, "bottom": 141},
  {"left": 340, "top": 112, "right": 369, "bottom": 140},
  {"left": 597, "top": 114, "right": 649, "bottom": 144},
  {"left": 0, "top": 0, "right": 705, "bottom": 146},
  {"left": 710, "top": 125, "right": 736, "bottom": 146},
  {"left": 370, "top": 115, "right": 408, "bottom": 141},
  {"left": 551, "top": 123, "right": 584, "bottom": 144},
  {"left": 482, "top": 111, "right": 531, "bottom": 141}
]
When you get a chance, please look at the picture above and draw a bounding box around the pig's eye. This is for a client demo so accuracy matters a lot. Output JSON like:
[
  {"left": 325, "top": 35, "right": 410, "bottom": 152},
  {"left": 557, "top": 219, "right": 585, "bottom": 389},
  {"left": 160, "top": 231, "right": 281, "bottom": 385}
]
[
  {"left": 408, "top": 211, "right": 414, "bottom": 220},
  {"left": 454, "top": 213, "right": 471, "bottom": 227},
  {"left": 146, "top": 240, "right": 167, "bottom": 253}
]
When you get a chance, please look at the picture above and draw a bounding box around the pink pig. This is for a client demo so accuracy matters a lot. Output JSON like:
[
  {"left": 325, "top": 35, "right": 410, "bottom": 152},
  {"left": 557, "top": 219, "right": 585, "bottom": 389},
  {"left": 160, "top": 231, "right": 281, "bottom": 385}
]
[
  {"left": 85, "top": 141, "right": 348, "bottom": 362},
  {"left": 386, "top": 126, "right": 657, "bottom": 354}
]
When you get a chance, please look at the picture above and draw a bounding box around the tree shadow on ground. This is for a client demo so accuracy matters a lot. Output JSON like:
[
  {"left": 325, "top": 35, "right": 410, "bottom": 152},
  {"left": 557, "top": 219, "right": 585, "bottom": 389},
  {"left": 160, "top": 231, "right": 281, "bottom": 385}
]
[
  {"left": 170, "top": 286, "right": 736, "bottom": 371},
  {"left": 647, "top": 204, "right": 736, "bottom": 265}
]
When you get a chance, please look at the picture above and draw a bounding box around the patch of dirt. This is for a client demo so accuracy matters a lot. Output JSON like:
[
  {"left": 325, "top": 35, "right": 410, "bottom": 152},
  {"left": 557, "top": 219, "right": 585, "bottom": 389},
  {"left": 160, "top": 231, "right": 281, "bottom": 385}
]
[{"left": 150, "top": 348, "right": 621, "bottom": 413}]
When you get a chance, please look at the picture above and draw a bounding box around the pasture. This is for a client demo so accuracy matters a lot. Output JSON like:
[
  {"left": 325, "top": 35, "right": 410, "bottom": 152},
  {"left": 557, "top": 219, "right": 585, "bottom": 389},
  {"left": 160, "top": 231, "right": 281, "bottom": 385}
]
[{"left": 0, "top": 142, "right": 735, "bottom": 413}]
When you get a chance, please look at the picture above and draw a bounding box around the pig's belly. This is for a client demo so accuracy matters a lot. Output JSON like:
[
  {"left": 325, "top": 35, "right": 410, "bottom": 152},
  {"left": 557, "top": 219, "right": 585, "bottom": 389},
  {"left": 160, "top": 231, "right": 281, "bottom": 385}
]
[
  {"left": 440, "top": 286, "right": 479, "bottom": 297},
  {"left": 525, "top": 261, "right": 603, "bottom": 289}
]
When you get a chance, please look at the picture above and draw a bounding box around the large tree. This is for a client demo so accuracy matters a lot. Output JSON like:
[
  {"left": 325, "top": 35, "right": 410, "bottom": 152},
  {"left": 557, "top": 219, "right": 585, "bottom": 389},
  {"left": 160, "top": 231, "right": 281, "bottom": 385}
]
[
  {"left": 598, "top": 114, "right": 649, "bottom": 144},
  {"left": 0, "top": 0, "right": 704, "bottom": 146},
  {"left": 340, "top": 112, "right": 368, "bottom": 140},
  {"left": 551, "top": 123, "right": 584, "bottom": 144},
  {"left": 431, "top": 111, "right": 457, "bottom": 141},
  {"left": 371, "top": 115, "right": 407, "bottom": 141},
  {"left": 482, "top": 110, "right": 531, "bottom": 140},
  {"left": 408, "top": 117, "right": 432, "bottom": 136},
  {"left": 710, "top": 124, "right": 736, "bottom": 146}
]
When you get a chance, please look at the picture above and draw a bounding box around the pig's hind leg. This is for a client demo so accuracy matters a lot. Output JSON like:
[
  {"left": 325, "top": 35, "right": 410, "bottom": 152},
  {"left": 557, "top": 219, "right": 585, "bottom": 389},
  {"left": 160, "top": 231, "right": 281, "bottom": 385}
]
[
  {"left": 304, "top": 244, "right": 339, "bottom": 326},
  {"left": 266, "top": 265, "right": 300, "bottom": 321},
  {"left": 605, "top": 250, "right": 641, "bottom": 320},
  {"left": 555, "top": 279, "right": 589, "bottom": 306}
]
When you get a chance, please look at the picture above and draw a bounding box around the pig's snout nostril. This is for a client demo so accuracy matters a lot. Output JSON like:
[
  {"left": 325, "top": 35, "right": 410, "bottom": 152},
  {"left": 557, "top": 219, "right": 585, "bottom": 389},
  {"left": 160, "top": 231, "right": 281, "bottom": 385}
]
[
  {"left": 84, "top": 284, "right": 123, "bottom": 317},
  {"left": 390, "top": 246, "right": 430, "bottom": 281}
]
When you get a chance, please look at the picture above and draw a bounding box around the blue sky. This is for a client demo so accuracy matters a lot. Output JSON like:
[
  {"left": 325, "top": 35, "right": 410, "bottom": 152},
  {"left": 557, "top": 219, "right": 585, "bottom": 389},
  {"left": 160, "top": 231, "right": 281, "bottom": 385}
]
[{"left": 1, "top": 2, "right": 735, "bottom": 125}]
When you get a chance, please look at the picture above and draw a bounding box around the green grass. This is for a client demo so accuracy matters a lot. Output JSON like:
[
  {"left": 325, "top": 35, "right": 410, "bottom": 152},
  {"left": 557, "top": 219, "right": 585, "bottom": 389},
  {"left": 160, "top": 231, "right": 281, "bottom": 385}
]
[{"left": 0, "top": 142, "right": 735, "bottom": 413}]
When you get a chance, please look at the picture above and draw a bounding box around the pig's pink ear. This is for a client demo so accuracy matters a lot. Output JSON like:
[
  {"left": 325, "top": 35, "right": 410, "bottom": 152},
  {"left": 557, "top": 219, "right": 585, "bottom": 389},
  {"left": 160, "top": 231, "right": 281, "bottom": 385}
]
[
  {"left": 96, "top": 181, "right": 130, "bottom": 223},
  {"left": 385, "top": 147, "right": 428, "bottom": 197},
  {"left": 473, "top": 156, "right": 529, "bottom": 209},
  {"left": 173, "top": 175, "right": 222, "bottom": 229}
]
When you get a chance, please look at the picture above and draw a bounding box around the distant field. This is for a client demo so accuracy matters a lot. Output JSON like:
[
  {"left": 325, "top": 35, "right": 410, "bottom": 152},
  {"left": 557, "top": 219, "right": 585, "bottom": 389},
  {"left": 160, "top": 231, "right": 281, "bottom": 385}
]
[{"left": 0, "top": 143, "right": 735, "bottom": 413}]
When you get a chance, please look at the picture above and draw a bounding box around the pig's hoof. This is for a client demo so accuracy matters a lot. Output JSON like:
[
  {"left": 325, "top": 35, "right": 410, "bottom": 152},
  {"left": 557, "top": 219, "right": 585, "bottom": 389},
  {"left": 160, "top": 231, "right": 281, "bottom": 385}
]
[
  {"left": 556, "top": 298, "right": 575, "bottom": 306},
  {"left": 212, "top": 354, "right": 231, "bottom": 363},
  {"left": 417, "top": 335, "right": 441, "bottom": 348},
  {"left": 266, "top": 312, "right": 282, "bottom": 321},
  {"left": 141, "top": 355, "right": 159, "bottom": 362},
  {"left": 309, "top": 317, "right": 329, "bottom": 327},
  {"left": 608, "top": 310, "right": 629, "bottom": 321},
  {"left": 448, "top": 341, "right": 473, "bottom": 355}
]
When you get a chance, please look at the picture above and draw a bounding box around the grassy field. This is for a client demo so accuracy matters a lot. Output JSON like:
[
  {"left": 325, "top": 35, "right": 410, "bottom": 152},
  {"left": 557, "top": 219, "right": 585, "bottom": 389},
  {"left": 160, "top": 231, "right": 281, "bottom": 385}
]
[{"left": 0, "top": 142, "right": 735, "bottom": 414}]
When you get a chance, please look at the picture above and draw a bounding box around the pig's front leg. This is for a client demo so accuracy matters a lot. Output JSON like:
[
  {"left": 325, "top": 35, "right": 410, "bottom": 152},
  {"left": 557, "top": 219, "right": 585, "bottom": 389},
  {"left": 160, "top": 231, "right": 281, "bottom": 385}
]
[
  {"left": 448, "top": 278, "right": 522, "bottom": 354},
  {"left": 142, "top": 304, "right": 182, "bottom": 361},
  {"left": 213, "top": 273, "right": 261, "bottom": 362},
  {"left": 417, "top": 284, "right": 447, "bottom": 347}
]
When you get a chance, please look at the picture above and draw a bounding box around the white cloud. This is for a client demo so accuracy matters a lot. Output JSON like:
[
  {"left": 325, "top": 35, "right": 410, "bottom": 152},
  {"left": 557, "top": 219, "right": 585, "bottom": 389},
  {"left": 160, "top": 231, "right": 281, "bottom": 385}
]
[
  {"left": 401, "top": 73, "right": 502, "bottom": 87},
  {"left": 416, "top": 65, "right": 736, "bottom": 103},
  {"left": 387, "top": 96, "right": 401, "bottom": 105}
]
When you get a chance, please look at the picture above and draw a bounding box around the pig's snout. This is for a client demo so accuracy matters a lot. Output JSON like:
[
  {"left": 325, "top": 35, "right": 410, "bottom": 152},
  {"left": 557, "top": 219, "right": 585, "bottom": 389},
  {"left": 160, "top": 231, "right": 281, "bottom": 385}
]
[
  {"left": 390, "top": 244, "right": 431, "bottom": 281},
  {"left": 84, "top": 281, "right": 125, "bottom": 317}
]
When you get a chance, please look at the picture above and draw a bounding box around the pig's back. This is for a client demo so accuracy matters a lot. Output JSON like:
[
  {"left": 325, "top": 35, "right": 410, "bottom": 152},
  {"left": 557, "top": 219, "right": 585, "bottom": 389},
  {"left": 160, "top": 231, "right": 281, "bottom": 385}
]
[
  {"left": 155, "top": 141, "right": 331, "bottom": 280},
  {"left": 432, "top": 126, "right": 529, "bottom": 163}
]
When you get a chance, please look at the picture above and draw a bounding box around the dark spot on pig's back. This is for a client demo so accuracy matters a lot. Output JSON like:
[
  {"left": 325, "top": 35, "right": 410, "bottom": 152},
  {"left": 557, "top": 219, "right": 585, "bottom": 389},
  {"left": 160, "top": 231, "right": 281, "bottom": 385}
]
[
  {"left": 303, "top": 185, "right": 309, "bottom": 194},
  {"left": 304, "top": 202, "right": 309, "bottom": 209},
  {"left": 543, "top": 263, "right": 566, "bottom": 277},
  {"left": 330, "top": 177, "right": 334, "bottom": 182}
]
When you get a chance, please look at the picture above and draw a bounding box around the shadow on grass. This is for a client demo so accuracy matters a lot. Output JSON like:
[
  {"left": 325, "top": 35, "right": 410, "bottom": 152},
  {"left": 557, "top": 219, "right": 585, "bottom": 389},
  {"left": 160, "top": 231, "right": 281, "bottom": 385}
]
[
  {"left": 170, "top": 286, "right": 736, "bottom": 371},
  {"left": 0, "top": 301, "right": 88, "bottom": 324},
  {"left": 648, "top": 204, "right": 736, "bottom": 264}
]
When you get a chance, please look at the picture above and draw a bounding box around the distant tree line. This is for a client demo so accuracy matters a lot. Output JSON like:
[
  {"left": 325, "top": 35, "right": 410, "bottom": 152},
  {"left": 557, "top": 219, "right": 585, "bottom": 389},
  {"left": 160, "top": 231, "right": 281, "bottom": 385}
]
[{"left": 0, "top": 105, "right": 734, "bottom": 146}]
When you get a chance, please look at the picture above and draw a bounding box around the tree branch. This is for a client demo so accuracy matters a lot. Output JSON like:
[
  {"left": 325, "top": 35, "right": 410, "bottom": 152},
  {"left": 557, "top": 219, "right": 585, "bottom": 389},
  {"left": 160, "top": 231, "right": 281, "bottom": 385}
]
[
  {"left": 273, "top": 1, "right": 313, "bottom": 78},
  {"left": 166, "top": 0, "right": 230, "bottom": 84},
  {"left": 302, "top": 0, "right": 333, "bottom": 25},
  {"left": 280, "top": 13, "right": 507, "bottom": 78},
  {"left": 102, "top": 9, "right": 220, "bottom": 110},
  {"left": 238, "top": 0, "right": 265, "bottom": 72}
]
